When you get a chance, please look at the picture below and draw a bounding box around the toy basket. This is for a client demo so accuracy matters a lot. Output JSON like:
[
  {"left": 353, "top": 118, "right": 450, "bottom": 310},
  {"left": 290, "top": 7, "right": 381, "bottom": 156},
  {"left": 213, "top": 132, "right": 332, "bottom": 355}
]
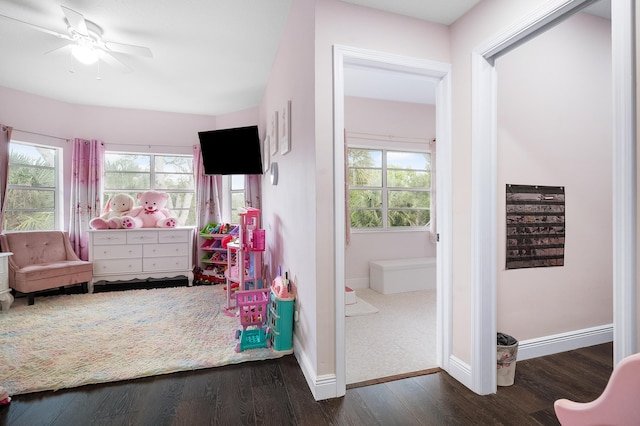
[
  {"left": 234, "top": 288, "right": 271, "bottom": 352},
  {"left": 237, "top": 289, "right": 269, "bottom": 328}
]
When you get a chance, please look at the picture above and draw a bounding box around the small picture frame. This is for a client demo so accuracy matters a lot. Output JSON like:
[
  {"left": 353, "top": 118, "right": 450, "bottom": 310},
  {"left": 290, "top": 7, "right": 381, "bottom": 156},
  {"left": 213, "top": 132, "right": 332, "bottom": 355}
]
[
  {"left": 270, "top": 111, "right": 279, "bottom": 156},
  {"left": 263, "top": 136, "right": 270, "bottom": 172},
  {"left": 279, "top": 100, "right": 291, "bottom": 155}
]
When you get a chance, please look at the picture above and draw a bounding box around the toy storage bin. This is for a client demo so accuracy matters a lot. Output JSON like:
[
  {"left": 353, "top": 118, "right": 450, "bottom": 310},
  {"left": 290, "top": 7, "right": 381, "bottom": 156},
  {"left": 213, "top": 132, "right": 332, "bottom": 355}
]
[
  {"left": 237, "top": 289, "right": 269, "bottom": 326},
  {"left": 268, "top": 290, "right": 295, "bottom": 353}
]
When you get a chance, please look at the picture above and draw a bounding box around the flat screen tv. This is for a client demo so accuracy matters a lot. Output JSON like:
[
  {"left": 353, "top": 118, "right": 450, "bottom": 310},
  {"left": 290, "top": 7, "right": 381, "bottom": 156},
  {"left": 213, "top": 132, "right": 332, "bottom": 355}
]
[{"left": 198, "top": 125, "right": 263, "bottom": 175}]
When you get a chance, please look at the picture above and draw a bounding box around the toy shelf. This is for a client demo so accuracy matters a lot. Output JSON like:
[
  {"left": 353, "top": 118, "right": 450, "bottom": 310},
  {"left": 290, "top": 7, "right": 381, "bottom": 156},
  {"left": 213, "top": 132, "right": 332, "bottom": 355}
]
[
  {"left": 200, "top": 252, "right": 230, "bottom": 265},
  {"left": 200, "top": 238, "right": 226, "bottom": 252},
  {"left": 195, "top": 222, "right": 238, "bottom": 286}
]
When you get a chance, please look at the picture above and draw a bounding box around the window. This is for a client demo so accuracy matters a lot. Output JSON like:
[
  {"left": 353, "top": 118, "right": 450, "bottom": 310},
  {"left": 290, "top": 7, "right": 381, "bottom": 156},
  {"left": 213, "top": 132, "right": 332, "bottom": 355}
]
[
  {"left": 347, "top": 148, "right": 431, "bottom": 230},
  {"left": 104, "top": 152, "right": 196, "bottom": 226},
  {"left": 4, "top": 141, "right": 61, "bottom": 231},
  {"left": 222, "top": 175, "right": 246, "bottom": 224}
]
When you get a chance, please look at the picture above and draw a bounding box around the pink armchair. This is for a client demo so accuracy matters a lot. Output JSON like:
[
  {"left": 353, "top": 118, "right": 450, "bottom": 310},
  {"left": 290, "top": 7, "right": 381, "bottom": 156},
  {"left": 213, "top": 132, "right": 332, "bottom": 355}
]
[
  {"left": 554, "top": 351, "right": 640, "bottom": 425},
  {"left": 0, "top": 231, "right": 93, "bottom": 305}
]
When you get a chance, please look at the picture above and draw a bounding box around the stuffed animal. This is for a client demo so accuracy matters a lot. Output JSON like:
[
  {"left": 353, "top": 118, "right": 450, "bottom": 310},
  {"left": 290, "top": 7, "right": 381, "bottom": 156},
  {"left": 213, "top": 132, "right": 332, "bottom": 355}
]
[
  {"left": 120, "top": 191, "right": 178, "bottom": 229},
  {"left": 0, "top": 385, "right": 10, "bottom": 405},
  {"left": 90, "top": 193, "right": 136, "bottom": 230}
]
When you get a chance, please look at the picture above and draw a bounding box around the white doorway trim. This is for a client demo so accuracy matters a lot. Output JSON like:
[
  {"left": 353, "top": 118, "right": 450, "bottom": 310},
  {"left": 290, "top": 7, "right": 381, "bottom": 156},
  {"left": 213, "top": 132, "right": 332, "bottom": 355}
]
[
  {"left": 333, "top": 45, "right": 453, "bottom": 397},
  {"left": 471, "top": 0, "right": 636, "bottom": 395}
]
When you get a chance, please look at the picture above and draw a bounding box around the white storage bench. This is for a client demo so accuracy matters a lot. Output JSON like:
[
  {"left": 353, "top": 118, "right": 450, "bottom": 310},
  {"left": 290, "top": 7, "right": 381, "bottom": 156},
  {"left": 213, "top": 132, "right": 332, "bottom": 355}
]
[{"left": 369, "top": 257, "right": 436, "bottom": 294}]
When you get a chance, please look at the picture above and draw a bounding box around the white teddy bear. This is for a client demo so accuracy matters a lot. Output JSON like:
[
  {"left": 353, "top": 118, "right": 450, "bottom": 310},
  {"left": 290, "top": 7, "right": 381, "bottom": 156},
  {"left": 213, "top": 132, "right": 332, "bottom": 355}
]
[{"left": 90, "top": 193, "right": 136, "bottom": 230}]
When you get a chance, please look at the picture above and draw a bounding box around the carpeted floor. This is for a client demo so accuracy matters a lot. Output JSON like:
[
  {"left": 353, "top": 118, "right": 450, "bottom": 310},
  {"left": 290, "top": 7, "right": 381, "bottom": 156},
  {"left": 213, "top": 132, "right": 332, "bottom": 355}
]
[
  {"left": 346, "top": 288, "right": 438, "bottom": 385},
  {"left": 0, "top": 284, "right": 287, "bottom": 396}
]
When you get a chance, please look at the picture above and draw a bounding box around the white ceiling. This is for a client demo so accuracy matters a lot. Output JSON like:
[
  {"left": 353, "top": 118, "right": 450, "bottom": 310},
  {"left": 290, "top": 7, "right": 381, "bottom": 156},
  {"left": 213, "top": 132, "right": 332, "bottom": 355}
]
[
  {"left": 0, "top": 0, "right": 610, "bottom": 116},
  {"left": 341, "top": 0, "right": 481, "bottom": 26}
]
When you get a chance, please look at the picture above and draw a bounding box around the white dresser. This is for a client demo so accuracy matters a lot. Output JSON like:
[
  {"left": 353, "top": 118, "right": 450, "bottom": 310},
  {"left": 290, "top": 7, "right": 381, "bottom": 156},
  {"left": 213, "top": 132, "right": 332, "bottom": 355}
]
[
  {"left": 88, "top": 228, "right": 194, "bottom": 292},
  {"left": 0, "top": 252, "right": 14, "bottom": 311}
]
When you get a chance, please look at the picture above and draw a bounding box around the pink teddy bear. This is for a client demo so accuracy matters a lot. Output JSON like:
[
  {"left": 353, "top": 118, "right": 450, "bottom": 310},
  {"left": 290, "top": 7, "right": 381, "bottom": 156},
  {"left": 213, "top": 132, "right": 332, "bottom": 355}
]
[{"left": 120, "top": 191, "right": 178, "bottom": 229}]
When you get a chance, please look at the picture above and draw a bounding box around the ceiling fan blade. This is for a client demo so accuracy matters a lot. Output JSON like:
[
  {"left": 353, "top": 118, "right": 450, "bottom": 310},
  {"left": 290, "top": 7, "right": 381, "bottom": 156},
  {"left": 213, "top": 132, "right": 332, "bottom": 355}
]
[
  {"left": 43, "top": 42, "right": 72, "bottom": 56},
  {"left": 0, "top": 13, "right": 71, "bottom": 40},
  {"left": 97, "top": 49, "right": 132, "bottom": 73},
  {"left": 61, "top": 5, "right": 88, "bottom": 36},
  {"left": 104, "top": 41, "right": 153, "bottom": 58}
]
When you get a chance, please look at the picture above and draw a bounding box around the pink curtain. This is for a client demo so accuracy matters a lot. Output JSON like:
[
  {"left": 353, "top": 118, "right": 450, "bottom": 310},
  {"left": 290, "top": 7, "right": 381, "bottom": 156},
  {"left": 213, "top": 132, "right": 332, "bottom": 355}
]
[
  {"left": 0, "top": 124, "right": 12, "bottom": 234},
  {"left": 245, "top": 175, "right": 261, "bottom": 209},
  {"left": 193, "top": 145, "right": 223, "bottom": 268},
  {"left": 193, "top": 145, "right": 223, "bottom": 228},
  {"left": 69, "top": 138, "right": 104, "bottom": 260}
]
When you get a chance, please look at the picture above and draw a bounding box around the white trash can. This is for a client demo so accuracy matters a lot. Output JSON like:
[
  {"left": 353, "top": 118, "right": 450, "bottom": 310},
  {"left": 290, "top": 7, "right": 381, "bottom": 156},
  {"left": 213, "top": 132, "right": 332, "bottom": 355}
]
[{"left": 497, "top": 333, "right": 518, "bottom": 386}]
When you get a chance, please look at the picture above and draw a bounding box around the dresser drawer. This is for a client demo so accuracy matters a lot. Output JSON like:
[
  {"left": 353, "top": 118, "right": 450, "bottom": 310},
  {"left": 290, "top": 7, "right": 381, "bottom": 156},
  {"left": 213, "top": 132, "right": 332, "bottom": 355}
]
[
  {"left": 143, "top": 256, "right": 189, "bottom": 272},
  {"left": 158, "top": 229, "right": 190, "bottom": 244},
  {"left": 93, "top": 258, "right": 143, "bottom": 274},
  {"left": 93, "top": 244, "right": 142, "bottom": 260},
  {"left": 92, "top": 232, "right": 127, "bottom": 246},
  {"left": 143, "top": 243, "right": 189, "bottom": 258},
  {"left": 127, "top": 231, "right": 158, "bottom": 244}
]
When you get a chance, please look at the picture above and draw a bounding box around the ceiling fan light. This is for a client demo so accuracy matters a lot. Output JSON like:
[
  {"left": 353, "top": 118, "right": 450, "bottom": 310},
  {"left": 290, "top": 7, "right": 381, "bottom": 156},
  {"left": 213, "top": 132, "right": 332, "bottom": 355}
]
[{"left": 72, "top": 44, "right": 98, "bottom": 65}]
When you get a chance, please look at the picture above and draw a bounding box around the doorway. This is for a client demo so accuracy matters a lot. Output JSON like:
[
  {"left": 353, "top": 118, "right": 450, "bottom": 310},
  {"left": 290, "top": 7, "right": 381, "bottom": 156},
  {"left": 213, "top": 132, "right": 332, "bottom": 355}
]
[
  {"left": 471, "top": 0, "right": 635, "bottom": 395},
  {"left": 333, "top": 45, "right": 453, "bottom": 395}
]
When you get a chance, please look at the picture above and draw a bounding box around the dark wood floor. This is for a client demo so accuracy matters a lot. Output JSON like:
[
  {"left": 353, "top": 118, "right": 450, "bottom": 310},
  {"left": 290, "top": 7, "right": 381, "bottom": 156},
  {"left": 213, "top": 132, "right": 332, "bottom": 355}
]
[{"left": 1, "top": 342, "right": 612, "bottom": 426}]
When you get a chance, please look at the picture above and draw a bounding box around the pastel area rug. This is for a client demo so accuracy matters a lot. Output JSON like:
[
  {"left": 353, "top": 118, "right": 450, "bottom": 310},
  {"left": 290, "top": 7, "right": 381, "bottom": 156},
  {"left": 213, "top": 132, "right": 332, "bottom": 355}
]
[{"left": 0, "top": 285, "right": 286, "bottom": 396}]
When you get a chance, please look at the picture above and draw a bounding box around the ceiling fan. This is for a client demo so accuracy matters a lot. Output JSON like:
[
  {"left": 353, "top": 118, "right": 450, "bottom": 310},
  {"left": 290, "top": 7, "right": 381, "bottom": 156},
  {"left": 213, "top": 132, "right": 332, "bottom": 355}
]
[{"left": 0, "top": 5, "right": 152, "bottom": 73}]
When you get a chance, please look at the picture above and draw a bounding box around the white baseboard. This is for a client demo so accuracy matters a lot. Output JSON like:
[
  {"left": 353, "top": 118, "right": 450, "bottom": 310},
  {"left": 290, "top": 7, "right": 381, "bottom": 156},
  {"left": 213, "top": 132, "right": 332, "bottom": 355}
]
[
  {"left": 292, "top": 325, "right": 612, "bottom": 401},
  {"left": 444, "top": 325, "right": 613, "bottom": 394},
  {"left": 518, "top": 324, "right": 614, "bottom": 361},
  {"left": 346, "top": 277, "right": 369, "bottom": 290},
  {"left": 447, "top": 355, "right": 472, "bottom": 390},
  {"left": 293, "top": 336, "right": 339, "bottom": 401}
]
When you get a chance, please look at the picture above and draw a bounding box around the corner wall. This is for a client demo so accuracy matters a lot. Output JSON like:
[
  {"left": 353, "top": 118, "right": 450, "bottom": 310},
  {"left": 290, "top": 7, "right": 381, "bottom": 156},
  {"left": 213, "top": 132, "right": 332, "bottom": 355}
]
[
  {"left": 495, "top": 12, "right": 613, "bottom": 341},
  {"left": 258, "top": 0, "right": 318, "bottom": 392}
]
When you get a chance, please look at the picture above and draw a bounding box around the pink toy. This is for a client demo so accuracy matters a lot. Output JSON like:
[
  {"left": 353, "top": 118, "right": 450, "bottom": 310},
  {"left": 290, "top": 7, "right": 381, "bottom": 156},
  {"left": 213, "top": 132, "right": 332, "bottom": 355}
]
[
  {"left": 120, "top": 191, "right": 178, "bottom": 229},
  {"left": 272, "top": 275, "right": 291, "bottom": 299},
  {"left": 90, "top": 193, "right": 135, "bottom": 230},
  {"left": 0, "top": 385, "right": 10, "bottom": 405},
  {"left": 554, "top": 352, "right": 640, "bottom": 425}
]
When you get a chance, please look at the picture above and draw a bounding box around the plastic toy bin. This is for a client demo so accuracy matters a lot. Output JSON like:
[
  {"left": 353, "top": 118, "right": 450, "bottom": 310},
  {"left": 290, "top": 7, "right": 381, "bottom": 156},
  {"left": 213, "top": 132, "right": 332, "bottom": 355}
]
[{"left": 269, "top": 290, "right": 295, "bottom": 352}]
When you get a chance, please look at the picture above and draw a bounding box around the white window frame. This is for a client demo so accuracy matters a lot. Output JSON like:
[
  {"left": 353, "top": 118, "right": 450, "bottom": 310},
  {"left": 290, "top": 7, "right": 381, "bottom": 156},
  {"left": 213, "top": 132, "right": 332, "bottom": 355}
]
[
  {"left": 347, "top": 146, "right": 431, "bottom": 232},
  {"left": 222, "top": 175, "right": 246, "bottom": 223},
  {"left": 5, "top": 140, "right": 63, "bottom": 231}
]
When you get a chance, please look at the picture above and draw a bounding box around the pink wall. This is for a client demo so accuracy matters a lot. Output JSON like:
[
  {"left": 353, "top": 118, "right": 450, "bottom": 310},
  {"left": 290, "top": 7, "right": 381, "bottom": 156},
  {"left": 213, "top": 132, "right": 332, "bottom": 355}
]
[
  {"left": 496, "top": 12, "right": 613, "bottom": 340},
  {"left": 344, "top": 97, "right": 436, "bottom": 285},
  {"left": 449, "top": 0, "right": 549, "bottom": 363},
  {"left": 0, "top": 85, "right": 257, "bottom": 230},
  {"left": 449, "top": 0, "right": 613, "bottom": 362},
  {"left": 636, "top": 3, "right": 640, "bottom": 351},
  {"left": 258, "top": 0, "right": 318, "bottom": 372}
]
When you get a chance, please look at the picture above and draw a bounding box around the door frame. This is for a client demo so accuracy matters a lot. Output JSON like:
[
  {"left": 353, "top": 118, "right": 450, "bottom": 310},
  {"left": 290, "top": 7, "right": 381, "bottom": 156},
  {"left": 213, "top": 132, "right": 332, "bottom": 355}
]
[{"left": 333, "top": 44, "right": 453, "bottom": 397}]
